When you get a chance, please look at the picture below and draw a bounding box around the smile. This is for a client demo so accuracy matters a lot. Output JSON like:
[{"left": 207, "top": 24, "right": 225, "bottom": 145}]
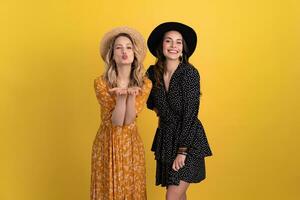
[{"left": 168, "top": 49, "right": 179, "bottom": 54}]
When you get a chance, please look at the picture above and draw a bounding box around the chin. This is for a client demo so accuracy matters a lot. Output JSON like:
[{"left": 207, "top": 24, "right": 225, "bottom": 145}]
[
  {"left": 166, "top": 56, "right": 180, "bottom": 60},
  {"left": 119, "top": 61, "right": 133, "bottom": 65}
]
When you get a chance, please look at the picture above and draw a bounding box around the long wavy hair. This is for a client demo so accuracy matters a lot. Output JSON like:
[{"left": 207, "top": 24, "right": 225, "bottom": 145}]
[
  {"left": 103, "top": 33, "right": 144, "bottom": 88},
  {"left": 153, "top": 36, "right": 191, "bottom": 87}
]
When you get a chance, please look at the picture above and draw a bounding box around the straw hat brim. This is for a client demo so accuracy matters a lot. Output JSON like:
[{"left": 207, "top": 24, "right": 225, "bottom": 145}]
[{"left": 100, "top": 26, "right": 146, "bottom": 61}]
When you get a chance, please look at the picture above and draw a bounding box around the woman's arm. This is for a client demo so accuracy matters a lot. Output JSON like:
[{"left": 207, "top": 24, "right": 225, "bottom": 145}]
[
  {"left": 178, "top": 67, "right": 201, "bottom": 148},
  {"left": 110, "top": 88, "right": 128, "bottom": 126},
  {"left": 124, "top": 87, "right": 140, "bottom": 125}
]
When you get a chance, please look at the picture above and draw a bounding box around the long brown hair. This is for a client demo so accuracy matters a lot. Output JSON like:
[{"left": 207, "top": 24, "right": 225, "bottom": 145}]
[{"left": 152, "top": 36, "right": 190, "bottom": 87}]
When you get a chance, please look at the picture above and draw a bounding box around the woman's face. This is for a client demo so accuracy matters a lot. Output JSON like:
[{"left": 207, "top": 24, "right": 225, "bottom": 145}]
[
  {"left": 162, "top": 30, "right": 183, "bottom": 61},
  {"left": 113, "top": 36, "right": 134, "bottom": 66}
]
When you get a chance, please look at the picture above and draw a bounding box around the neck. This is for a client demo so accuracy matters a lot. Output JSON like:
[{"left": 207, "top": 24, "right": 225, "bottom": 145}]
[
  {"left": 164, "top": 59, "right": 180, "bottom": 75},
  {"left": 116, "top": 64, "right": 131, "bottom": 85}
]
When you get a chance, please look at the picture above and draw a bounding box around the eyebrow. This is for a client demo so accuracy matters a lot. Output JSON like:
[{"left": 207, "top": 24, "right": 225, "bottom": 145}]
[
  {"left": 114, "top": 43, "right": 133, "bottom": 46},
  {"left": 164, "top": 36, "right": 182, "bottom": 41}
]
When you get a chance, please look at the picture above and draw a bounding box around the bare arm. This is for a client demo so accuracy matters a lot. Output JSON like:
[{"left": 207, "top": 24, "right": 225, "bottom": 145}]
[
  {"left": 124, "top": 87, "right": 140, "bottom": 125},
  {"left": 110, "top": 88, "right": 127, "bottom": 126}
]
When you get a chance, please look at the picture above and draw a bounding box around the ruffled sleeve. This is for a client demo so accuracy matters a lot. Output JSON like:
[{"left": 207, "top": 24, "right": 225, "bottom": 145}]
[
  {"left": 178, "top": 67, "right": 201, "bottom": 148},
  {"left": 94, "top": 76, "right": 115, "bottom": 112}
]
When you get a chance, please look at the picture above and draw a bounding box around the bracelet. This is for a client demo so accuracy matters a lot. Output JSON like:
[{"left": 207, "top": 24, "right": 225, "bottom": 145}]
[
  {"left": 177, "top": 152, "right": 188, "bottom": 156},
  {"left": 177, "top": 147, "right": 188, "bottom": 154},
  {"left": 178, "top": 147, "right": 188, "bottom": 151}
]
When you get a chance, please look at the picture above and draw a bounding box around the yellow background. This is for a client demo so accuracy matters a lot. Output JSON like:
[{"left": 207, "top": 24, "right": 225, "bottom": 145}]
[{"left": 1, "top": 0, "right": 299, "bottom": 199}]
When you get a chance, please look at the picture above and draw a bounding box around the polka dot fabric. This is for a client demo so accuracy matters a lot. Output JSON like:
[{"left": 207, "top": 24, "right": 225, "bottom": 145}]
[{"left": 146, "top": 63, "right": 212, "bottom": 186}]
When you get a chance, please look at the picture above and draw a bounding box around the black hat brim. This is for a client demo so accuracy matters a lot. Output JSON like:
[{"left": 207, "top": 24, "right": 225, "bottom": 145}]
[{"left": 147, "top": 22, "right": 197, "bottom": 58}]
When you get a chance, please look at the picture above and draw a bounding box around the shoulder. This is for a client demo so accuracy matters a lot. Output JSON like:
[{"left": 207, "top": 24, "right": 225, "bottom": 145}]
[
  {"left": 94, "top": 75, "right": 107, "bottom": 89},
  {"left": 145, "top": 65, "right": 155, "bottom": 81},
  {"left": 94, "top": 75, "right": 102, "bottom": 84},
  {"left": 142, "top": 75, "right": 152, "bottom": 88},
  {"left": 146, "top": 65, "right": 155, "bottom": 74},
  {"left": 182, "top": 63, "right": 200, "bottom": 80}
]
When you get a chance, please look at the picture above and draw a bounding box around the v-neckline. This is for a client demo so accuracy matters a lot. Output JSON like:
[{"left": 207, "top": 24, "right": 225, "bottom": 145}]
[{"left": 163, "top": 63, "right": 182, "bottom": 94}]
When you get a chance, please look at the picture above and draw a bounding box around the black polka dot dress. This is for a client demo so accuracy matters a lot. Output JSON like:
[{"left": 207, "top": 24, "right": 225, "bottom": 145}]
[{"left": 146, "top": 63, "right": 212, "bottom": 187}]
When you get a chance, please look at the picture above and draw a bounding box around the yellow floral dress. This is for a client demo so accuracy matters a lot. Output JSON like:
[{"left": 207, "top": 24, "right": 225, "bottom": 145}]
[{"left": 91, "top": 75, "right": 152, "bottom": 200}]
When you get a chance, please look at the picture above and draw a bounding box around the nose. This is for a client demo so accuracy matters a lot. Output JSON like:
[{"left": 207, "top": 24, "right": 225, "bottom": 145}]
[
  {"left": 121, "top": 47, "right": 127, "bottom": 54},
  {"left": 170, "top": 41, "right": 176, "bottom": 48}
]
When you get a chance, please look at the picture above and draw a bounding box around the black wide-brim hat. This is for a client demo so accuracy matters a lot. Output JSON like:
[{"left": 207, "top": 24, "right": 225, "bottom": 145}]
[{"left": 147, "top": 22, "right": 197, "bottom": 58}]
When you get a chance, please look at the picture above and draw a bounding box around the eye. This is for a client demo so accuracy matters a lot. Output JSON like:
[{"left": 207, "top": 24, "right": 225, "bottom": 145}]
[
  {"left": 127, "top": 46, "right": 132, "bottom": 49},
  {"left": 177, "top": 41, "right": 182, "bottom": 45},
  {"left": 164, "top": 39, "right": 171, "bottom": 43},
  {"left": 115, "top": 46, "right": 121, "bottom": 49}
]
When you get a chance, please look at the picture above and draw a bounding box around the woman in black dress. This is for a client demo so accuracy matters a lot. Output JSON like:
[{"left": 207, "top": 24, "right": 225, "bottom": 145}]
[{"left": 146, "top": 22, "right": 212, "bottom": 200}]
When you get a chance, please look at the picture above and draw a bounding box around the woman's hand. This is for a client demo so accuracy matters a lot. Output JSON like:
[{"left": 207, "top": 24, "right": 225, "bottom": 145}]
[
  {"left": 109, "top": 87, "right": 128, "bottom": 96},
  {"left": 172, "top": 154, "right": 186, "bottom": 171},
  {"left": 127, "top": 87, "right": 141, "bottom": 96}
]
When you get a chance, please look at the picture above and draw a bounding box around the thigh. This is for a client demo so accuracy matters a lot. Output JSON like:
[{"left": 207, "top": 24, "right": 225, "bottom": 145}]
[{"left": 166, "top": 180, "right": 190, "bottom": 200}]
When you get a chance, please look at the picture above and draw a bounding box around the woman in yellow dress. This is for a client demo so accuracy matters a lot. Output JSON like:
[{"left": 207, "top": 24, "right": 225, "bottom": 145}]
[{"left": 91, "top": 27, "right": 152, "bottom": 200}]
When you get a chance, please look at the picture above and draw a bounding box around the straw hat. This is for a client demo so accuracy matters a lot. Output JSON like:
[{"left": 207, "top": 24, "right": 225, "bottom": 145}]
[
  {"left": 147, "top": 22, "right": 197, "bottom": 58},
  {"left": 100, "top": 26, "right": 146, "bottom": 61}
]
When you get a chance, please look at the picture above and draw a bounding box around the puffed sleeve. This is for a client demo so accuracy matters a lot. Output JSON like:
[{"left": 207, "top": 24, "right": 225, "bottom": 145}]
[
  {"left": 94, "top": 76, "right": 115, "bottom": 111},
  {"left": 178, "top": 67, "right": 201, "bottom": 148},
  {"left": 135, "top": 76, "right": 152, "bottom": 114}
]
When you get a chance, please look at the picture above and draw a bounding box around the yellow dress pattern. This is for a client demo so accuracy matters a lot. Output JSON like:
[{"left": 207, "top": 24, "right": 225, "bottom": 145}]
[{"left": 91, "top": 75, "right": 152, "bottom": 200}]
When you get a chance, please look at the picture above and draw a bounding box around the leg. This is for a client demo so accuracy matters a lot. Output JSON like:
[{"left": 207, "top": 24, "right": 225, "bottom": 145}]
[
  {"left": 166, "top": 180, "right": 190, "bottom": 200},
  {"left": 181, "top": 193, "right": 187, "bottom": 200}
]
